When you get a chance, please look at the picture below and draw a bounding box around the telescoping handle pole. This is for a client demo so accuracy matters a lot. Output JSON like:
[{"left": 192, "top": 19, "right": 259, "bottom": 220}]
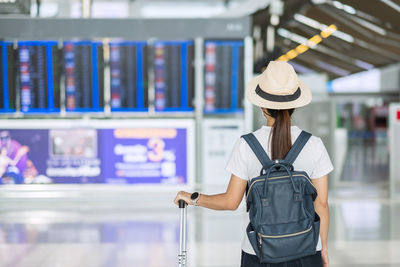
[{"left": 178, "top": 200, "right": 187, "bottom": 267}]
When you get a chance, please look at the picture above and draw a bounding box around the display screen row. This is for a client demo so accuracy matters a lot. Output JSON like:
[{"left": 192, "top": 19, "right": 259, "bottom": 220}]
[{"left": 0, "top": 40, "right": 244, "bottom": 114}]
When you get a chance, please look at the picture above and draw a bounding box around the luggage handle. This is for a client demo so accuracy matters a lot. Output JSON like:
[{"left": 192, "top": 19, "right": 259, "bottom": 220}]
[
  {"left": 179, "top": 199, "right": 187, "bottom": 209},
  {"left": 178, "top": 200, "right": 187, "bottom": 267}
]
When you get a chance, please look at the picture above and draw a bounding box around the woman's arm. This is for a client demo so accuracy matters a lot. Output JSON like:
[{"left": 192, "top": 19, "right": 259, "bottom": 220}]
[
  {"left": 312, "top": 175, "right": 330, "bottom": 267},
  {"left": 174, "top": 174, "right": 248, "bottom": 210}
]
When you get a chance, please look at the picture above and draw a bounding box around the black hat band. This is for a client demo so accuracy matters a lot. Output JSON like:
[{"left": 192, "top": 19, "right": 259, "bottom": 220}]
[{"left": 255, "top": 84, "right": 301, "bottom": 102}]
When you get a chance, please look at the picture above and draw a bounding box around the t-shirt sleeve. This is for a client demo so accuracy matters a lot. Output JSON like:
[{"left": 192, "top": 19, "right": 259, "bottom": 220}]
[
  {"left": 310, "top": 137, "right": 334, "bottom": 179},
  {"left": 225, "top": 138, "right": 249, "bottom": 181}
]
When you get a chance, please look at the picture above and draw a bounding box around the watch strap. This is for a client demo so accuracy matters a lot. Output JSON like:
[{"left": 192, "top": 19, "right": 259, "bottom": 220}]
[{"left": 192, "top": 193, "right": 200, "bottom": 206}]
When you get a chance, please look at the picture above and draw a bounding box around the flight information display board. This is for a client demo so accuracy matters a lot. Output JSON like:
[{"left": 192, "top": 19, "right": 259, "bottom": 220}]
[
  {"left": 154, "top": 41, "right": 194, "bottom": 112},
  {"left": 64, "top": 41, "right": 104, "bottom": 112},
  {"left": 109, "top": 41, "right": 148, "bottom": 111},
  {"left": 18, "top": 41, "right": 60, "bottom": 113},
  {"left": 0, "top": 41, "right": 16, "bottom": 113},
  {"left": 204, "top": 40, "right": 244, "bottom": 113}
]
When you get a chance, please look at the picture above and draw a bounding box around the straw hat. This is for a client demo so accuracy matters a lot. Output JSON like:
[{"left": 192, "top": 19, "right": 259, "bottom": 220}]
[{"left": 246, "top": 61, "right": 312, "bottom": 109}]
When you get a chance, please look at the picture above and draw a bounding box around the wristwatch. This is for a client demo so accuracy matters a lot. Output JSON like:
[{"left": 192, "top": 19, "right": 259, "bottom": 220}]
[{"left": 190, "top": 192, "right": 201, "bottom": 206}]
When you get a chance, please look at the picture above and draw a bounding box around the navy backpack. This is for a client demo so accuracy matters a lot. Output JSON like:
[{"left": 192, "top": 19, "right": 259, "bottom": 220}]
[{"left": 242, "top": 131, "right": 320, "bottom": 263}]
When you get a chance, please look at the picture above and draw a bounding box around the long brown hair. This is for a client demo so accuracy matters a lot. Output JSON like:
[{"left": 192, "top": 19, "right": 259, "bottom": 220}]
[{"left": 263, "top": 108, "right": 295, "bottom": 160}]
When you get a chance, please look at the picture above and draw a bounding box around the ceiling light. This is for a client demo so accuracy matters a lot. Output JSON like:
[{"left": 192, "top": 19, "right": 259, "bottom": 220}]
[
  {"left": 343, "top": 5, "right": 356, "bottom": 14},
  {"left": 332, "top": 30, "right": 354, "bottom": 43},
  {"left": 332, "top": 1, "right": 356, "bottom": 14},
  {"left": 294, "top": 13, "right": 354, "bottom": 43},
  {"left": 277, "top": 25, "right": 338, "bottom": 62},
  {"left": 269, "top": 0, "right": 284, "bottom": 16},
  {"left": 294, "top": 14, "right": 320, "bottom": 29},
  {"left": 332, "top": 1, "right": 344, "bottom": 9},
  {"left": 290, "top": 33, "right": 309, "bottom": 44},
  {"left": 278, "top": 26, "right": 369, "bottom": 71},
  {"left": 290, "top": 62, "right": 315, "bottom": 73},
  {"left": 354, "top": 60, "right": 374, "bottom": 70},
  {"left": 270, "top": 14, "right": 280, "bottom": 26},
  {"left": 308, "top": 35, "right": 322, "bottom": 47},
  {"left": 351, "top": 16, "right": 387, "bottom": 35},
  {"left": 277, "top": 28, "right": 291, "bottom": 38},
  {"left": 316, "top": 60, "right": 350, "bottom": 76},
  {"left": 311, "top": 0, "right": 327, "bottom": 4},
  {"left": 320, "top": 24, "right": 337, "bottom": 38},
  {"left": 381, "top": 0, "right": 400, "bottom": 13}
]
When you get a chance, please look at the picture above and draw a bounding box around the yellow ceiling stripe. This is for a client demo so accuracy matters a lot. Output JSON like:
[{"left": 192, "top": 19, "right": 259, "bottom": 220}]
[{"left": 278, "top": 24, "right": 337, "bottom": 62}]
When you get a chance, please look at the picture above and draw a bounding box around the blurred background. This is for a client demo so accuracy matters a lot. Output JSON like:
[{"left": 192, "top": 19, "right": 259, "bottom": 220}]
[{"left": 0, "top": 0, "right": 400, "bottom": 266}]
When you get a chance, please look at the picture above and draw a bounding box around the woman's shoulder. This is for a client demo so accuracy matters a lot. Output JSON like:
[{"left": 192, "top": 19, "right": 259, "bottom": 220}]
[
  {"left": 308, "top": 135, "right": 324, "bottom": 146},
  {"left": 238, "top": 126, "right": 326, "bottom": 149}
]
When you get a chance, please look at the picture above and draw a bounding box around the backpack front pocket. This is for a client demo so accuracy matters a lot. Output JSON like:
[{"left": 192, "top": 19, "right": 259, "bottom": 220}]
[{"left": 258, "top": 223, "right": 316, "bottom": 263}]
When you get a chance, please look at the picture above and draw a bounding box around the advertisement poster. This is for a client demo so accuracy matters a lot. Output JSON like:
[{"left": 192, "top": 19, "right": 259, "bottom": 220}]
[
  {"left": 100, "top": 128, "right": 187, "bottom": 184},
  {"left": 48, "top": 129, "right": 102, "bottom": 183},
  {"left": 0, "top": 129, "right": 101, "bottom": 184},
  {"left": 0, "top": 129, "right": 49, "bottom": 184},
  {"left": 0, "top": 121, "right": 191, "bottom": 186}
]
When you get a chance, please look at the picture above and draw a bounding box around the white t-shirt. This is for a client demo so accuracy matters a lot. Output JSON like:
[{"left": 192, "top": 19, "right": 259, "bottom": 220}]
[{"left": 225, "top": 125, "right": 334, "bottom": 255}]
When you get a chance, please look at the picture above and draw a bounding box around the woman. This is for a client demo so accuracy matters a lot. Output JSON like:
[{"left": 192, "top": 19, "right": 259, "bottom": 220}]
[{"left": 174, "top": 61, "right": 333, "bottom": 267}]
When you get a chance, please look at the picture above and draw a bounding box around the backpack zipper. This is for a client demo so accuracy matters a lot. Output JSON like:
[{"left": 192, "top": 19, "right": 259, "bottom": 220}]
[
  {"left": 246, "top": 174, "right": 315, "bottom": 198},
  {"left": 258, "top": 225, "right": 312, "bottom": 239}
]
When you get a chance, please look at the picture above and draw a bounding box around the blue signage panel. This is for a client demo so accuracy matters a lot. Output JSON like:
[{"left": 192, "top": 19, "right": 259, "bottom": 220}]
[
  {"left": 17, "top": 41, "right": 60, "bottom": 113},
  {"left": 109, "top": 41, "right": 148, "bottom": 112},
  {"left": 63, "top": 41, "right": 104, "bottom": 112},
  {"left": 0, "top": 41, "right": 16, "bottom": 113},
  {"left": 204, "top": 40, "right": 244, "bottom": 114},
  {"left": 154, "top": 40, "right": 194, "bottom": 112}
]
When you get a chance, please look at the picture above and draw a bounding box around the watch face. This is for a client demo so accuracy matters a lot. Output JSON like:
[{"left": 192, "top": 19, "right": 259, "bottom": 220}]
[{"left": 191, "top": 192, "right": 199, "bottom": 200}]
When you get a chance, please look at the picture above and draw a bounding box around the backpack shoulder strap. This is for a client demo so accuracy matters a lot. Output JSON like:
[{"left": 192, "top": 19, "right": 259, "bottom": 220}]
[
  {"left": 242, "top": 133, "right": 273, "bottom": 212},
  {"left": 284, "top": 130, "right": 312, "bottom": 165},
  {"left": 241, "top": 133, "right": 273, "bottom": 167}
]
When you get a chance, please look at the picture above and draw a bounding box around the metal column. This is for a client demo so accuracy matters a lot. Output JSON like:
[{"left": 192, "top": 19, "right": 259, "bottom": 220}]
[
  {"left": 389, "top": 103, "right": 400, "bottom": 198},
  {"left": 194, "top": 37, "right": 204, "bottom": 187},
  {"left": 244, "top": 36, "right": 254, "bottom": 132}
]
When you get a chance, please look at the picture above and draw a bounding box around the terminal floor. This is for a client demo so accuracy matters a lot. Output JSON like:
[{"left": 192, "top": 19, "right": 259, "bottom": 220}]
[
  {"left": 0, "top": 189, "right": 399, "bottom": 267},
  {"left": 341, "top": 137, "right": 389, "bottom": 183}
]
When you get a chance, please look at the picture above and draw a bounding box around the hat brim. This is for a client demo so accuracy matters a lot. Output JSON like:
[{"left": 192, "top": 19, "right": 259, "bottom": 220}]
[{"left": 245, "top": 74, "right": 312, "bottom": 110}]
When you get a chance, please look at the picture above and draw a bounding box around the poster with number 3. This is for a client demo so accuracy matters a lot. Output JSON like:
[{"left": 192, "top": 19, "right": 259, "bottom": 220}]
[{"left": 100, "top": 128, "right": 188, "bottom": 185}]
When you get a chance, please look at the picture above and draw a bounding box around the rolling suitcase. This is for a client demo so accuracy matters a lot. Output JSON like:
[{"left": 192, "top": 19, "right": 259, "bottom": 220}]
[{"left": 178, "top": 200, "right": 187, "bottom": 267}]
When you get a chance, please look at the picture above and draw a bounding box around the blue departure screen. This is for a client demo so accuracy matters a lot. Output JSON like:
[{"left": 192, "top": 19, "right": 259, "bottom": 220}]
[
  {"left": 109, "top": 42, "right": 148, "bottom": 111},
  {"left": 154, "top": 41, "right": 194, "bottom": 112},
  {"left": 204, "top": 40, "right": 244, "bottom": 113},
  {"left": 18, "top": 41, "right": 60, "bottom": 113},
  {"left": 64, "top": 41, "right": 104, "bottom": 112},
  {"left": 0, "top": 41, "right": 16, "bottom": 112}
]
